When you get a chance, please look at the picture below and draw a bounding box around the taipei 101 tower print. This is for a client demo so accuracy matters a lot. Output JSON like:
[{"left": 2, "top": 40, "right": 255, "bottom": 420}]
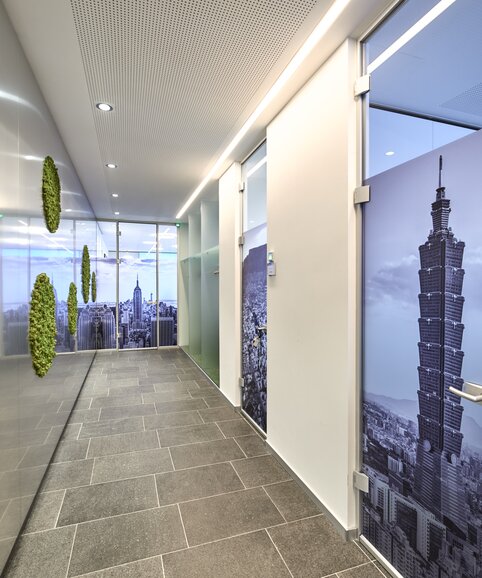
[
  {"left": 414, "top": 155, "right": 467, "bottom": 534},
  {"left": 362, "top": 151, "right": 482, "bottom": 578}
]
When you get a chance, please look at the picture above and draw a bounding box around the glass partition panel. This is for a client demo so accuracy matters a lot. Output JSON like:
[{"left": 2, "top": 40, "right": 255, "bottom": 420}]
[
  {"left": 157, "top": 225, "right": 178, "bottom": 346},
  {"left": 118, "top": 222, "right": 157, "bottom": 349},
  {"left": 77, "top": 221, "right": 116, "bottom": 350}
]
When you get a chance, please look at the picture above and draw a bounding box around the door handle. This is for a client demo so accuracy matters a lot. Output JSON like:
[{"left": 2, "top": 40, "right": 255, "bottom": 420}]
[
  {"left": 256, "top": 325, "right": 267, "bottom": 333},
  {"left": 449, "top": 381, "right": 482, "bottom": 403}
]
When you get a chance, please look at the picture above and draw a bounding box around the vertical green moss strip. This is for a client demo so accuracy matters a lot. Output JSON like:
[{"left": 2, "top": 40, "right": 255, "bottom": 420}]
[
  {"left": 91, "top": 271, "right": 97, "bottom": 303},
  {"left": 68, "top": 282, "right": 78, "bottom": 335},
  {"left": 42, "top": 156, "right": 61, "bottom": 233},
  {"left": 28, "top": 273, "right": 56, "bottom": 377},
  {"left": 81, "top": 245, "right": 90, "bottom": 304}
]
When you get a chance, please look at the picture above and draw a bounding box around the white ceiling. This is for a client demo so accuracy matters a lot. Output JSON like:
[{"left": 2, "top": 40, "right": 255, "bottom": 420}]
[
  {"left": 2, "top": 0, "right": 329, "bottom": 222},
  {"left": 3, "top": 0, "right": 394, "bottom": 223}
]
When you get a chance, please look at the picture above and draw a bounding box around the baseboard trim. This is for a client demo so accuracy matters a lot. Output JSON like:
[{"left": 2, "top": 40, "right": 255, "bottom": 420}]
[
  {"left": 267, "top": 443, "right": 358, "bottom": 542},
  {"left": 359, "top": 535, "right": 404, "bottom": 577}
]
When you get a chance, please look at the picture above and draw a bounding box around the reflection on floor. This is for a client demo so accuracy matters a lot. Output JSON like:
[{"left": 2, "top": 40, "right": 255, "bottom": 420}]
[
  {"left": 4, "top": 350, "right": 389, "bottom": 577},
  {"left": 0, "top": 352, "right": 95, "bottom": 571}
]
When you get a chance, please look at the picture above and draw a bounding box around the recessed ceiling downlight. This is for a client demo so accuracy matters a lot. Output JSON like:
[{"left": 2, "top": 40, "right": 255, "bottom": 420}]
[
  {"left": 385, "top": 151, "right": 395, "bottom": 156},
  {"left": 96, "top": 102, "right": 113, "bottom": 112},
  {"left": 106, "top": 163, "right": 117, "bottom": 169},
  {"left": 112, "top": 193, "right": 119, "bottom": 198},
  {"left": 114, "top": 211, "right": 120, "bottom": 216}
]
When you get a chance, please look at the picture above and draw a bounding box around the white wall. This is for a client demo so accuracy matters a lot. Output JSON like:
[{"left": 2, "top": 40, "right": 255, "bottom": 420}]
[
  {"left": 219, "top": 163, "right": 242, "bottom": 406},
  {"left": 266, "top": 39, "right": 359, "bottom": 531}
]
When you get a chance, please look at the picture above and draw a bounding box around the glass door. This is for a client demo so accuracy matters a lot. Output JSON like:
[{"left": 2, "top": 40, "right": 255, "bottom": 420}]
[
  {"left": 361, "top": 2, "right": 482, "bottom": 577},
  {"left": 241, "top": 142, "right": 268, "bottom": 432}
]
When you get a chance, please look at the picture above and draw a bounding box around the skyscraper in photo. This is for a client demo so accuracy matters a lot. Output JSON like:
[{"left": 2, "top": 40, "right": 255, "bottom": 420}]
[
  {"left": 132, "top": 276, "right": 143, "bottom": 329},
  {"left": 414, "top": 156, "right": 466, "bottom": 534}
]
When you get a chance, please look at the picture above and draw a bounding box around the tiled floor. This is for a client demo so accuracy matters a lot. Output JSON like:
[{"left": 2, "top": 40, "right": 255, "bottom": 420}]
[{"left": 4, "top": 349, "right": 390, "bottom": 577}]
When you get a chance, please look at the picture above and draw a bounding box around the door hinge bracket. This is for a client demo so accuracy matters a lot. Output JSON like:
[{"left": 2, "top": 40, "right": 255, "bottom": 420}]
[
  {"left": 239, "top": 181, "right": 246, "bottom": 193},
  {"left": 238, "top": 235, "right": 245, "bottom": 247},
  {"left": 239, "top": 377, "right": 245, "bottom": 389},
  {"left": 353, "top": 471, "right": 369, "bottom": 493},
  {"left": 354, "top": 185, "right": 370, "bottom": 205},
  {"left": 354, "top": 74, "right": 370, "bottom": 98}
]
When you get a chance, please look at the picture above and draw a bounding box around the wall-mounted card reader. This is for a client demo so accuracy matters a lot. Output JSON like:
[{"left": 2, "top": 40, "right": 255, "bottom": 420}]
[{"left": 267, "top": 251, "right": 276, "bottom": 276}]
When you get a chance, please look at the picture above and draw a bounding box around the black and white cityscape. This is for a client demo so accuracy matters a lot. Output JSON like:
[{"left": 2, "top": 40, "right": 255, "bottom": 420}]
[
  {"left": 242, "top": 241, "right": 267, "bottom": 431},
  {"left": 362, "top": 157, "right": 482, "bottom": 578},
  {"left": 3, "top": 276, "right": 177, "bottom": 354}
]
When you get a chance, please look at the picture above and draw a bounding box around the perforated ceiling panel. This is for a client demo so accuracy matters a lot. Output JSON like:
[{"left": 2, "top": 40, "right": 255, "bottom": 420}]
[{"left": 69, "top": 0, "right": 319, "bottom": 219}]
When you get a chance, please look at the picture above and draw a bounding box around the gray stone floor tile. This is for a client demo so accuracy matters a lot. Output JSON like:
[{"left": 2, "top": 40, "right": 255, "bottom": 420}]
[
  {"left": 142, "top": 390, "right": 191, "bottom": 404},
  {"left": 202, "top": 395, "right": 231, "bottom": 407},
  {"left": 58, "top": 476, "right": 158, "bottom": 526},
  {"left": 155, "top": 398, "right": 208, "bottom": 414},
  {"left": 232, "top": 455, "right": 291, "bottom": 488},
  {"left": 99, "top": 404, "right": 156, "bottom": 421},
  {"left": 156, "top": 462, "right": 244, "bottom": 506},
  {"left": 0, "top": 449, "right": 27, "bottom": 472},
  {"left": 0, "top": 467, "right": 46, "bottom": 500},
  {"left": 88, "top": 430, "right": 159, "bottom": 458},
  {"left": 163, "top": 530, "right": 291, "bottom": 578},
  {"left": 179, "top": 487, "right": 284, "bottom": 546},
  {"left": 338, "top": 561, "right": 387, "bottom": 577},
  {"left": 216, "top": 419, "right": 255, "bottom": 437},
  {"left": 90, "top": 395, "right": 143, "bottom": 409},
  {"left": 268, "top": 515, "right": 367, "bottom": 578},
  {"left": 46, "top": 423, "right": 82, "bottom": 443},
  {"left": 170, "top": 438, "right": 244, "bottom": 470},
  {"left": 68, "top": 506, "right": 186, "bottom": 576},
  {"left": 6, "top": 526, "right": 76, "bottom": 578},
  {"left": 38, "top": 412, "right": 75, "bottom": 428},
  {"left": 0, "top": 498, "right": 30, "bottom": 540},
  {"left": 74, "top": 555, "right": 164, "bottom": 577},
  {"left": 107, "top": 384, "right": 154, "bottom": 395},
  {"left": 157, "top": 423, "right": 224, "bottom": 447},
  {"left": 0, "top": 428, "right": 50, "bottom": 451},
  {"left": 198, "top": 406, "right": 239, "bottom": 423},
  {"left": 23, "top": 490, "right": 65, "bottom": 533},
  {"left": 143, "top": 411, "right": 203, "bottom": 430},
  {"left": 42, "top": 459, "right": 94, "bottom": 491},
  {"left": 17, "top": 443, "right": 57, "bottom": 469},
  {"left": 69, "top": 409, "right": 102, "bottom": 423},
  {"left": 60, "top": 398, "right": 91, "bottom": 411},
  {"left": 53, "top": 440, "right": 89, "bottom": 463},
  {"left": 0, "top": 538, "right": 15, "bottom": 570},
  {"left": 264, "top": 481, "right": 322, "bottom": 522},
  {"left": 79, "top": 417, "right": 144, "bottom": 439},
  {"left": 234, "top": 435, "right": 270, "bottom": 457},
  {"left": 91, "top": 448, "right": 173, "bottom": 484},
  {"left": 153, "top": 381, "right": 191, "bottom": 393}
]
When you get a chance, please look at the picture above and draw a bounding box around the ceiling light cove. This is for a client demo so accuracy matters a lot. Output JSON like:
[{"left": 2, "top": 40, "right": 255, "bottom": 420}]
[
  {"left": 96, "top": 102, "right": 113, "bottom": 111},
  {"left": 106, "top": 163, "right": 117, "bottom": 169}
]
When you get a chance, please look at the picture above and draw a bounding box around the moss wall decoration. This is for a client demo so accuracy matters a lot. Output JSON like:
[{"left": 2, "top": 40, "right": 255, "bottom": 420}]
[
  {"left": 91, "top": 271, "right": 97, "bottom": 302},
  {"left": 28, "top": 273, "right": 56, "bottom": 377},
  {"left": 67, "top": 282, "right": 78, "bottom": 335},
  {"left": 81, "top": 245, "right": 90, "bottom": 303},
  {"left": 42, "top": 156, "right": 61, "bottom": 233}
]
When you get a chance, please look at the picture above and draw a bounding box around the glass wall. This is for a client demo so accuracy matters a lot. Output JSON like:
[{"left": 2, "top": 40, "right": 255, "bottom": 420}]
[
  {"left": 361, "top": 2, "right": 482, "bottom": 577},
  {"left": 180, "top": 200, "right": 219, "bottom": 384}
]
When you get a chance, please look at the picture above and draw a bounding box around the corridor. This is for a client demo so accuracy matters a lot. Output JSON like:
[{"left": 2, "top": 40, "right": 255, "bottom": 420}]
[{"left": 4, "top": 350, "right": 386, "bottom": 578}]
